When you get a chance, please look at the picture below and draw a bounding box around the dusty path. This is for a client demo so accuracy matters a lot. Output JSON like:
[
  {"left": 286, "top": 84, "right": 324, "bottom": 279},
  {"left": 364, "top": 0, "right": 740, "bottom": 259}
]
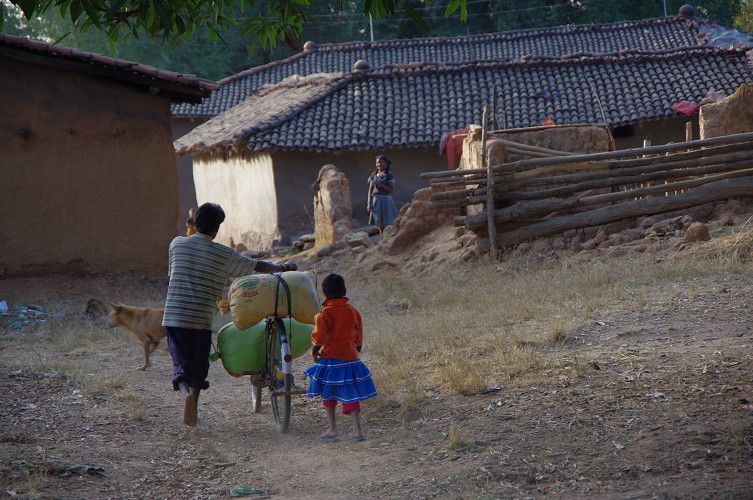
[{"left": 1, "top": 272, "right": 753, "bottom": 499}]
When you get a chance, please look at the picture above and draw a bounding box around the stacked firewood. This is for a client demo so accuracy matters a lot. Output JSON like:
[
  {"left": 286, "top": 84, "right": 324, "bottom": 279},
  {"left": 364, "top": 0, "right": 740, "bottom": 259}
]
[{"left": 421, "top": 131, "right": 753, "bottom": 249}]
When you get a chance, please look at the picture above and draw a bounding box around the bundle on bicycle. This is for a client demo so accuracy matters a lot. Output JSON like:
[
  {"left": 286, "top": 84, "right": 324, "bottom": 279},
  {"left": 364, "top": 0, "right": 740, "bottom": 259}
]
[{"left": 212, "top": 270, "right": 320, "bottom": 433}]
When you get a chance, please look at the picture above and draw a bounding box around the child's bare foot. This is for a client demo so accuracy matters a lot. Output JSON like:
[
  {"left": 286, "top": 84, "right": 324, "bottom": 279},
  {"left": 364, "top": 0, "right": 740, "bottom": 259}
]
[{"left": 350, "top": 434, "right": 366, "bottom": 442}]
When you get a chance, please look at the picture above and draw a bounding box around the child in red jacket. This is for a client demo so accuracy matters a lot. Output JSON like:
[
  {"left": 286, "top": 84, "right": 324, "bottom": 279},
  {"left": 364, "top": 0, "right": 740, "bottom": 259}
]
[{"left": 304, "top": 273, "right": 377, "bottom": 442}]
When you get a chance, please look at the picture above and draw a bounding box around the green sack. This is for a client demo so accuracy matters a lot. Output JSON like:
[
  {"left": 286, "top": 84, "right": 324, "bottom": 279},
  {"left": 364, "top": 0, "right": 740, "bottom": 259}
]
[{"left": 216, "top": 318, "right": 314, "bottom": 377}]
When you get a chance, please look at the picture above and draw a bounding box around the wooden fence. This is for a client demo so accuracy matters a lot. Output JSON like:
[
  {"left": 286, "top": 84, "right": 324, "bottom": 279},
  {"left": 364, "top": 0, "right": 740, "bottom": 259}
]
[{"left": 421, "top": 130, "right": 753, "bottom": 252}]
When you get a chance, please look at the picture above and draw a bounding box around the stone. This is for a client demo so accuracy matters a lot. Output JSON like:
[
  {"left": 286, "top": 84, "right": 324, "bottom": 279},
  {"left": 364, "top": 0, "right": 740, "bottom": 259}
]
[
  {"left": 683, "top": 222, "right": 710, "bottom": 242},
  {"left": 718, "top": 214, "right": 735, "bottom": 227},
  {"left": 315, "top": 240, "right": 347, "bottom": 257},
  {"left": 531, "top": 238, "right": 552, "bottom": 254},
  {"left": 458, "top": 233, "right": 477, "bottom": 247},
  {"left": 331, "top": 248, "right": 353, "bottom": 258},
  {"left": 607, "top": 233, "right": 623, "bottom": 246},
  {"left": 607, "top": 246, "right": 628, "bottom": 257},
  {"left": 344, "top": 231, "right": 373, "bottom": 248},
  {"left": 638, "top": 217, "right": 658, "bottom": 229},
  {"left": 296, "top": 233, "right": 316, "bottom": 243},
  {"left": 511, "top": 242, "right": 531, "bottom": 258},
  {"left": 621, "top": 228, "right": 643, "bottom": 243}
]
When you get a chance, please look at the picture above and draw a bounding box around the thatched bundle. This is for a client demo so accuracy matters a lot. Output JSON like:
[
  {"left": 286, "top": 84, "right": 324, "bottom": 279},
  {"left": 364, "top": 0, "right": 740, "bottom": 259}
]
[{"left": 700, "top": 83, "right": 753, "bottom": 139}]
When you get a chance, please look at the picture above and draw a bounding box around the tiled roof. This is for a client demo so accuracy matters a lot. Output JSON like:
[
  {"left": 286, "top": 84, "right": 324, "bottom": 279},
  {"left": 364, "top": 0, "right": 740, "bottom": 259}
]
[
  {"left": 174, "top": 46, "right": 753, "bottom": 155},
  {"left": 175, "top": 73, "right": 344, "bottom": 152},
  {"left": 172, "top": 15, "right": 726, "bottom": 118},
  {"left": 0, "top": 33, "right": 218, "bottom": 103}
]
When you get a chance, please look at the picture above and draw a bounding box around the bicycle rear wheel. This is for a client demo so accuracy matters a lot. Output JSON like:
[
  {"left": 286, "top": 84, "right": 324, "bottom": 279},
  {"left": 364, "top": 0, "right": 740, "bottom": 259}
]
[{"left": 267, "top": 318, "right": 292, "bottom": 433}]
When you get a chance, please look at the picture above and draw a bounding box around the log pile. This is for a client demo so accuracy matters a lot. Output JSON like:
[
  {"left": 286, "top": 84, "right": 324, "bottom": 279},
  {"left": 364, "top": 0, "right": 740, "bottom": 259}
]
[{"left": 421, "top": 131, "right": 753, "bottom": 250}]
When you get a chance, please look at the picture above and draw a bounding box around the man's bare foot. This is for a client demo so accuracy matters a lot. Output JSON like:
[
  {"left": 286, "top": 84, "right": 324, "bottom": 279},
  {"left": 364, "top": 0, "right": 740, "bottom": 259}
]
[{"left": 183, "top": 393, "right": 197, "bottom": 427}]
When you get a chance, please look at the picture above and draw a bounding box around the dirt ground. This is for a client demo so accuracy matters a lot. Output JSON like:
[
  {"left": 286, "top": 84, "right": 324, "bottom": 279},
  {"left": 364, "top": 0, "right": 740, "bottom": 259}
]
[{"left": 2, "top": 247, "right": 753, "bottom": 499}]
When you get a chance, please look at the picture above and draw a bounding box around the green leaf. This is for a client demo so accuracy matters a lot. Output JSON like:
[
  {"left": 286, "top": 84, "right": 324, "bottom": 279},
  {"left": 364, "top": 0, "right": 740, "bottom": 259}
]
[
  {"left": 207, "top": 22, "right": 219, "bottom": 43},
  {"left": 15, "top": 0, "right": 37, "bottom": 19},
  {"left": 444, "top": 0, "right": 463, "bottom": 17},
  {"left": 138, "top": 0, "right": 149, "bottom": 22},
  {"left": 106, "top": 36, "right": 116, "bottom": 56},
  {"left": 51, "top": 31, "right": 73, "bottom": 45},
  {"left": 212, "top": 26, "right": 229, "bottom": 46},
  {"left": 216, "top": 13, "right": 238, "bottom": 30},
  {"left": 69, "top": 0, "right": 82, "bottom": 22},
  {"left": 104, "top": 0, "right": 128, "bottom": 19},
  {"left": 403, "top": 4, "right": 429, "bottom": 32},
  {"left": 57, "top": 0, "right": 72, "bottom": 18},
  {"left": 80, "top": 0, "right": 101, "bottom": 29},
  {"left": 365, "top": 0, "right": 394, "bottom": 19},
  {"left": 153, "top": 0, "right": 172, "bottom": 34}
]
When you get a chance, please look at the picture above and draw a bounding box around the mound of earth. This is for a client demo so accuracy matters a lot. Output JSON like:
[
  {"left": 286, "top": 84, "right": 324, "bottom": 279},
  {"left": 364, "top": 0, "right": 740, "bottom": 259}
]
[{"left": 320, "top": 197, "right": 753, "bottom": 276}]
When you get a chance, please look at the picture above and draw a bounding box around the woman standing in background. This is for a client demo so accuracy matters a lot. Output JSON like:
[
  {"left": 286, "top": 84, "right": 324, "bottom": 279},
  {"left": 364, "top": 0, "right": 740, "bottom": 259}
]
[{"left": 368, "top": 155, "right": 399, "bottom": 233}]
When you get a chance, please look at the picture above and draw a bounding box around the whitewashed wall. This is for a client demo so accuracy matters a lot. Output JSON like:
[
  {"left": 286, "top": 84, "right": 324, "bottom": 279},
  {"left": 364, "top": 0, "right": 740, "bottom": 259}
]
[{"left": 193, "top": 150, "right": 280, "bottom": 251}]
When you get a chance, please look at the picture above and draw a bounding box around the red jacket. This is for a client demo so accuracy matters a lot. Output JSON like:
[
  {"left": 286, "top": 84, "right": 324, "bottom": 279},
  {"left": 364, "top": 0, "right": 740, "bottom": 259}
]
[{"left": 312, "top": 298, "right": 363, "bottom": 361}]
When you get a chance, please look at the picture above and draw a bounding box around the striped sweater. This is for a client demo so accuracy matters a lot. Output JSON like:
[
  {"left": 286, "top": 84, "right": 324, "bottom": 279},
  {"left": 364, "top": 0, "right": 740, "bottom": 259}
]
[{"left": 162, "top": 234, "right": 258, "bottom": 329}]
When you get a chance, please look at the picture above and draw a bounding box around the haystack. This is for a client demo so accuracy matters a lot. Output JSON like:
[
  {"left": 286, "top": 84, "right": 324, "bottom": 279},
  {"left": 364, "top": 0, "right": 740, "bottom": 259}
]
[
  {"left": 460, "top": 124, "right": 612, "bottom": 170},
  {"left": 312, "top": 164, "right": 352, "bottom": 247},
  {"left": 699, "top": 83, "right": 753, "bottom": 139}
]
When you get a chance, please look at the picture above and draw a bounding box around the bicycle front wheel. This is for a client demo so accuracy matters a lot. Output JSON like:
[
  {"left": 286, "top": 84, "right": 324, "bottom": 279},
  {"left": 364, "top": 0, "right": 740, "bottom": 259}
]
[{"left": 267, "top": 318, "right": 292, "bottom": 433}]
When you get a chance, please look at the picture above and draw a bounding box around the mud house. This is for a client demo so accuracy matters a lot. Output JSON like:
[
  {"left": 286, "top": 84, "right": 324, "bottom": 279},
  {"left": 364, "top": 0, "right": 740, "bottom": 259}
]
[
  {"left": 0, "top": 34, "right": 217, "bottom": 276},
  {"left": 172, "top": 7, "right": 753, "bottom": 250}
]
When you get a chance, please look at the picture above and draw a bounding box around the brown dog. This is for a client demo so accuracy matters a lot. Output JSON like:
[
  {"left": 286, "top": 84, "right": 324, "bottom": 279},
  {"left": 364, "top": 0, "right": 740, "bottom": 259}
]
[{"left": 106, "top": 301, "right": 166, "bottom": 371}]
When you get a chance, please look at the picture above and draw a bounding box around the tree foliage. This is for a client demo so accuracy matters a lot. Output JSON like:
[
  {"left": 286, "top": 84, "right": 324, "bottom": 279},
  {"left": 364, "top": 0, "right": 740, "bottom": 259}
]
[
  {"left": 1, "top": 0, "right": 457, "bottom": 48},
  {"left": 734, "top": 0, "right": 753, "bottom": 32},
  {"left": 1, "top": 0, "right": 746, "bottom": 81}
]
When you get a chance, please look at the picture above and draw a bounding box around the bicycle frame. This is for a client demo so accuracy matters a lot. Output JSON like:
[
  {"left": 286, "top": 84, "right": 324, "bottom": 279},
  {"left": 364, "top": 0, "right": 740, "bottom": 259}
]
[{"left": 277, "top": 317, "right": 294, "bottom": 376}]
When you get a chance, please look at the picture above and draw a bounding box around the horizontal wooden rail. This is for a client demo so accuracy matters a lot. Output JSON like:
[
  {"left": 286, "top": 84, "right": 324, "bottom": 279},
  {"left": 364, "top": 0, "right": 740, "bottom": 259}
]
[
  {"left": 426, "top": 130, "right": 753, "bottom": 249},
  {"left": 463, "top": 168, "right": 753, "bottom": 231},
  {"left": 483, "top": 177, "right": 753, "bottom": 248},
  {"left": 421, "top": 131, "right": 753, "bottom": 180},
  {"left": 431, "top": 157, "right": 753, "bottom": 206}
]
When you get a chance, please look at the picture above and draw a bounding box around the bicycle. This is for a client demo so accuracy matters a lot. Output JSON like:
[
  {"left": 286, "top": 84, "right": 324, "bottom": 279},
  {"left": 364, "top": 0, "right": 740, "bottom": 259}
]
[{"left": 246, "top": 276, "right": 308, "bottom": 433}]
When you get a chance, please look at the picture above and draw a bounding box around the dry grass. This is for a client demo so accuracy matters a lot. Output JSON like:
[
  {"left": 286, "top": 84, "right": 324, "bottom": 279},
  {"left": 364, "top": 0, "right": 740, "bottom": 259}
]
[
  {"left": 358, "top": 237, "right": 753, "bottom": 413},
  {"left": 702, "top": 216, "right": 753, "bottom": 262},
  {"left": 1, "top": 288, "right": 154, "bottom": 421},
  {"left": 446, "top": 424, "right": 473, "bottom": 450},
  {"left": 4, "top": 224, "right": 753, "bottom": 424}
]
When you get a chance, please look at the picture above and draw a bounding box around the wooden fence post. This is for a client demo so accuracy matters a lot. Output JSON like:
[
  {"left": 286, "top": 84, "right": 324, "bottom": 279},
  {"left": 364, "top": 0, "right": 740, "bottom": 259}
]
[{"left": 482, "top": 104, "right": 497, "bottom": 260}]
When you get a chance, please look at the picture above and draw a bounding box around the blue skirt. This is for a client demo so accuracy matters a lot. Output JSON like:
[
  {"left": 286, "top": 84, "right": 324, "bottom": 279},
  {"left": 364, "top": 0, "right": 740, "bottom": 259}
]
[
  {"left": 370, "top": 195, "right": 399, "bottom": 228},
  {"left": 303, "top": 358, "right": 377, "bottom": 403}
]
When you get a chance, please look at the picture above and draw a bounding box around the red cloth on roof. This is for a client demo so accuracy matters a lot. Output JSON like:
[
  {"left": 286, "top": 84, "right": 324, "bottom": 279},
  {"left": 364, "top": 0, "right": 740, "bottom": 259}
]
[
  {"left": 440, "top": 127, "right": 470, "bottom": 170},
  {"left": 671, "top": 101, "right": 700, "bottom": 116}
]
